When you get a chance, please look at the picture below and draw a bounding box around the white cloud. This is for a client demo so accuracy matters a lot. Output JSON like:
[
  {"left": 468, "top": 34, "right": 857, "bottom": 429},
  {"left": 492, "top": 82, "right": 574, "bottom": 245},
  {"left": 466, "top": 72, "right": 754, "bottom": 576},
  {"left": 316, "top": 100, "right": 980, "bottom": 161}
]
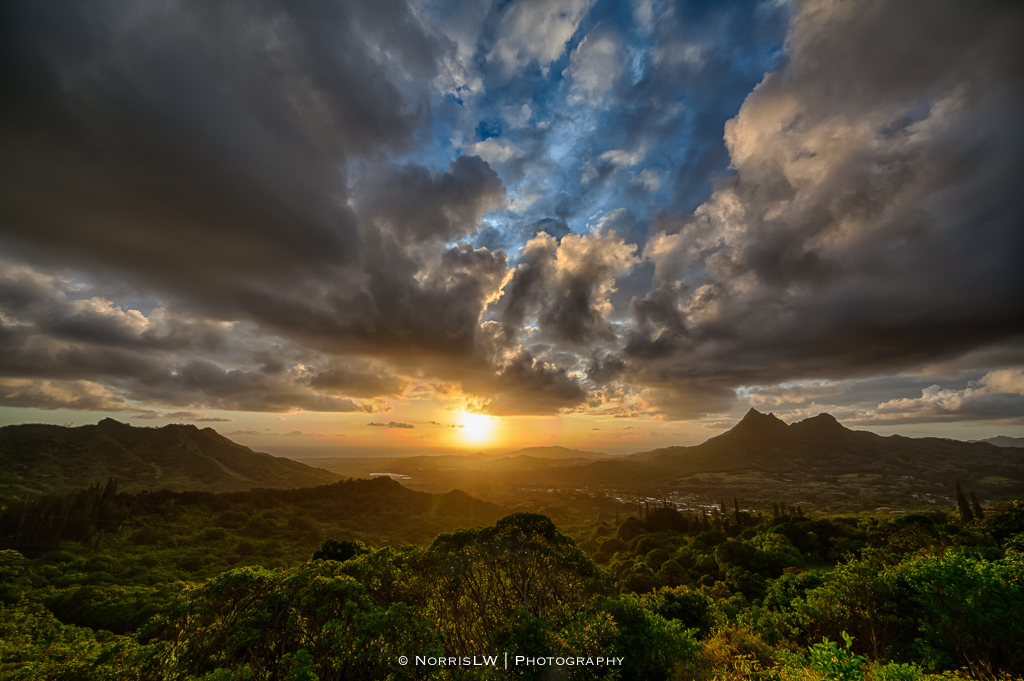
[
  {"left": 501, "top": 102, "right": 534, "bottom": 129},
  {"left": 979, "top": 369, "right": 1024, "bottom": 395},
  {"left": 589, "top": 207, "right": 632, "bottom": 235},
  {"left": 564, "top": 28, "right": 623, "bottom": 106},
  {"left": 507, "top": 188, "right": 542, "bottom": 213},
  {"left": 632, "top": 0, "right": 656, "bottom": 33},
  {"left": 488, "top": 0, "right": 594, "bottom": 80},
  {"left": 867, "top": 370, "right": 1024, "bottom": 423},
  {"left": 630, "top": 167, "right": 663, "bottom": 193},
  {"left": 464, "top": 138, "right": 526, "bottom": 164},
  {"left": 599, "top": 149, "right": 643, "bottom": 166}
]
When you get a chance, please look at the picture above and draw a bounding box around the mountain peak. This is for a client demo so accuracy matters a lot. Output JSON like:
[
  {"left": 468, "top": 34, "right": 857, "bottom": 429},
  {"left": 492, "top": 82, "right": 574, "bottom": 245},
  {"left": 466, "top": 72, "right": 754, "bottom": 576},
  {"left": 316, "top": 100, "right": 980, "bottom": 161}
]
[
  {"left": 722, "top": 408, "right": 790, "bottom": 440},
  {"left": 97, "top": 417, "right": 131, "bottom": 430},
  {"left": 790, "top": 412, "right": 847, "bottom": 436},
  {"left": 739, "top": 408, "right": 787, "bottom": 426}
]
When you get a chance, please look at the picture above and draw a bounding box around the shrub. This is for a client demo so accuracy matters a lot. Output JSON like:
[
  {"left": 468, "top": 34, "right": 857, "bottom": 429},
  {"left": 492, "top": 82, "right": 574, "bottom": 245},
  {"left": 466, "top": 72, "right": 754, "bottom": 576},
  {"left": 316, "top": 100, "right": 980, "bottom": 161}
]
[{"left": 810, "top": 632, "right": 867, "bottom": 681}]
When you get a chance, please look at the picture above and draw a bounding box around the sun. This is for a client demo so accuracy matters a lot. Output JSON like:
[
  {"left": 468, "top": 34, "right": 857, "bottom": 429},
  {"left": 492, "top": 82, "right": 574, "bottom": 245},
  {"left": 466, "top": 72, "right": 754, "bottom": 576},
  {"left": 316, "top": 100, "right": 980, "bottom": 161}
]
[{"left": 458, "top": 411, "right": 495, "bottom": 446}]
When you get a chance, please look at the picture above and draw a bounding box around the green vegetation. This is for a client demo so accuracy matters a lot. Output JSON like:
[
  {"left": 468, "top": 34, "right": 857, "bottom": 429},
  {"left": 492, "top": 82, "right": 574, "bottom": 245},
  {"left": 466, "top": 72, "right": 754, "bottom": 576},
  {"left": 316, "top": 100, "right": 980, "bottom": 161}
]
[
  {"left": 2, "top": 475, "right": 1023, "bottom": 680},
  {"left": 0, "top": 420, "right": 340, "bottom": 500}
]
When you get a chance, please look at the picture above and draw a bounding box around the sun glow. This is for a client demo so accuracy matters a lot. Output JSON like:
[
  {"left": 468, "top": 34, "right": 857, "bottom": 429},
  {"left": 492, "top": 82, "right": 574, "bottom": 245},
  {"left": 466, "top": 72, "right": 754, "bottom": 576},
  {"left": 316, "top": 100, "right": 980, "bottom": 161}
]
[{"left": 458, "top": 411, "right": 495, "bottom": 446}]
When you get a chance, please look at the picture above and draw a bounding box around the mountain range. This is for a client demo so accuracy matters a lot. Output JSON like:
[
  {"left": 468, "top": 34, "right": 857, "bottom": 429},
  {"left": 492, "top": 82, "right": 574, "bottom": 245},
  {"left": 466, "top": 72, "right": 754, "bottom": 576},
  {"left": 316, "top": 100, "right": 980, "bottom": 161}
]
[
  {"left": 3, "top": 411, "right": 1022, "bottom": 512},
  {"left": 0, "top": 419, "right": 340, "bottom": 500},
  {"left": 518, "top": 409, "right": 1024, "bottom": 510}
]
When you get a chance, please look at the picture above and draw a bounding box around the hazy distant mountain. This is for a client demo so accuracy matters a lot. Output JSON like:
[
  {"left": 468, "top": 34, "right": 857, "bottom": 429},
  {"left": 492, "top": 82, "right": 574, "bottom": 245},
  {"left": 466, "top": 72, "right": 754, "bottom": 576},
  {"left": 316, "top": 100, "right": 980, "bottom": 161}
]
[
  {"left": 975, "top": 436, "right": 1024, "bottom": 448},
  {"left": 293, "top": 450, "right": 612, "bottom": 500},
  {"left": 0, "top": 419, "right": 341, "bottom": 499},
  {"left": 498, "top": 446, "right": 611, "bottom": 460}
]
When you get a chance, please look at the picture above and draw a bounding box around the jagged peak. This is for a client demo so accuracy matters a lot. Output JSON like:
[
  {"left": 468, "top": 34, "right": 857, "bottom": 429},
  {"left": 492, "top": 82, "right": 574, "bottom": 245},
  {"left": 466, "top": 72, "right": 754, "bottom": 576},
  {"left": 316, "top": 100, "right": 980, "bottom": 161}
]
[
  {"left": 719, "top": 408, "right": 790, "bottom": 439},
  {"left": 738, "top": 408, "right": 788, "bottom": 426}
]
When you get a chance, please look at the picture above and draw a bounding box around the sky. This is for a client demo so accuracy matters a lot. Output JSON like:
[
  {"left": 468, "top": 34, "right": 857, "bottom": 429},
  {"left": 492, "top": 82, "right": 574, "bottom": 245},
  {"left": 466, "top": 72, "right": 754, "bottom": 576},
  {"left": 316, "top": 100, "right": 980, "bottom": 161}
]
[{"left": 1, "top": 0, "right": 1023, "bottom": 456}]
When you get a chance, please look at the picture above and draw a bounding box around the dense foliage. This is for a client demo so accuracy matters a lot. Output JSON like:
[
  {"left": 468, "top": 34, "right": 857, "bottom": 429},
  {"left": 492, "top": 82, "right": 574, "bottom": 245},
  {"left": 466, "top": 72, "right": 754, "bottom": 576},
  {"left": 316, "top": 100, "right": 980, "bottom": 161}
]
[{"left": 2, "top": 484, "right": 1024, "bottom": 680}]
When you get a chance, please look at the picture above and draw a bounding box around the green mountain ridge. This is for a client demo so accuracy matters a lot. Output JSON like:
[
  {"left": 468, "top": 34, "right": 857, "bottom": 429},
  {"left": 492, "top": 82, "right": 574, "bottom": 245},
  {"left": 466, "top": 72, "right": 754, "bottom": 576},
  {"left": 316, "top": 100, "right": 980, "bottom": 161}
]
[{"left": 0, "top": 419, "right": 341, "bottom": 500}]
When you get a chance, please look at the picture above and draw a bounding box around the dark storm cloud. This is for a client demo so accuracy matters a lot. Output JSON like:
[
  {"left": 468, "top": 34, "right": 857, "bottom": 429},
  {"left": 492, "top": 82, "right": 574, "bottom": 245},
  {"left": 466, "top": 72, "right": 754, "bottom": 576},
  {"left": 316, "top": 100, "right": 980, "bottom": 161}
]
[
  {"left": 0, "top": 0, "right": 545, "bottom": 393},
  {"left": 584, "top": 352, "right": 626, "bottom": 386},
  {"left": 0, "top": 0, "right": 441, "bottom": 281},
  {"left": 354, "top": 240, "right": 508, "bottom": 356},
  {"left": 308, "top": 365, "right": 404, "bottom": 399},
  {"left": 0, "top": 0, "right": 510, "bottom": 362},
  {"left": 117, "top": 358, "right": 378, "bottom": 413},
  {"left": 355, "top": 156, "right": 505, "bottom": 243}
]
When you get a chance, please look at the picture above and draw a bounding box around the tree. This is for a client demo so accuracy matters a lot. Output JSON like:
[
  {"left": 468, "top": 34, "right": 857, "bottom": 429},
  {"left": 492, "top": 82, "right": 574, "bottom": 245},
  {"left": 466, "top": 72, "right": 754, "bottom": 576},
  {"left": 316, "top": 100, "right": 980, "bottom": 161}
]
[
  {"left": 970, "top": 492, "right": 986, "bottom": 520},
  {"left": 956, "top": 483, "right": 975, "bottom": 523},
  {"left": 600, "top": 593, "right": 699, "bottom": 679},
  {"left": 426, "top": 513, "right": 607, "bottom": 657},
  {"left": 148, "top": 562, "right": 440, "bottom": 680},
  {"left": 311, "top": 538, "right": 370, "bottom": 562}
]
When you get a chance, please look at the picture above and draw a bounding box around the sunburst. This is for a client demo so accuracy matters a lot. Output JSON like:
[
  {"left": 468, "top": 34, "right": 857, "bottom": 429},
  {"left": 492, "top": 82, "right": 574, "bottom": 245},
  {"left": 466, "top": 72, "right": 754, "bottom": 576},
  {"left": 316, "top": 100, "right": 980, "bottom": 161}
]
[{"left": 458, "top": 411, "right": 495, "bottom": 446}]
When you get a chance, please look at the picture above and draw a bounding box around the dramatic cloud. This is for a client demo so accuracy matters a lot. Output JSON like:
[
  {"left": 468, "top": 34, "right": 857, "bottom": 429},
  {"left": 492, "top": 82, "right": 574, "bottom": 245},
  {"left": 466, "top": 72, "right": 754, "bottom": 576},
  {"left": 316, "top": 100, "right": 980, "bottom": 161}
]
[
  {"left": 614, "top": 0, "right": 1024, "bottom": 418},
  {"left": 0, "top": 0, "right": 442, "bottom": 291},
  {"left": 499, "top": 231, "right": 639, "bottom": 345},
  {"left": 1, "top": 0, "right": 1021, "bottom": 433}
]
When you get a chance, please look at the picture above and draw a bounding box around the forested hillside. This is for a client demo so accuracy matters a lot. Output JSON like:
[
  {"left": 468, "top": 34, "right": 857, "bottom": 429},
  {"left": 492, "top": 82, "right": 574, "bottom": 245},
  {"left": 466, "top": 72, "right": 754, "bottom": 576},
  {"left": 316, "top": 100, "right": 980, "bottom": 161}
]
[
  {"left": 1, "top": 478, "right": 1022, "bottom": 680},
  {"left": 0, "top": 420, "right": 340, "bottom": 500},
  {"left": 519, "top": 410, "right": 1024, "bottom": 510}
]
